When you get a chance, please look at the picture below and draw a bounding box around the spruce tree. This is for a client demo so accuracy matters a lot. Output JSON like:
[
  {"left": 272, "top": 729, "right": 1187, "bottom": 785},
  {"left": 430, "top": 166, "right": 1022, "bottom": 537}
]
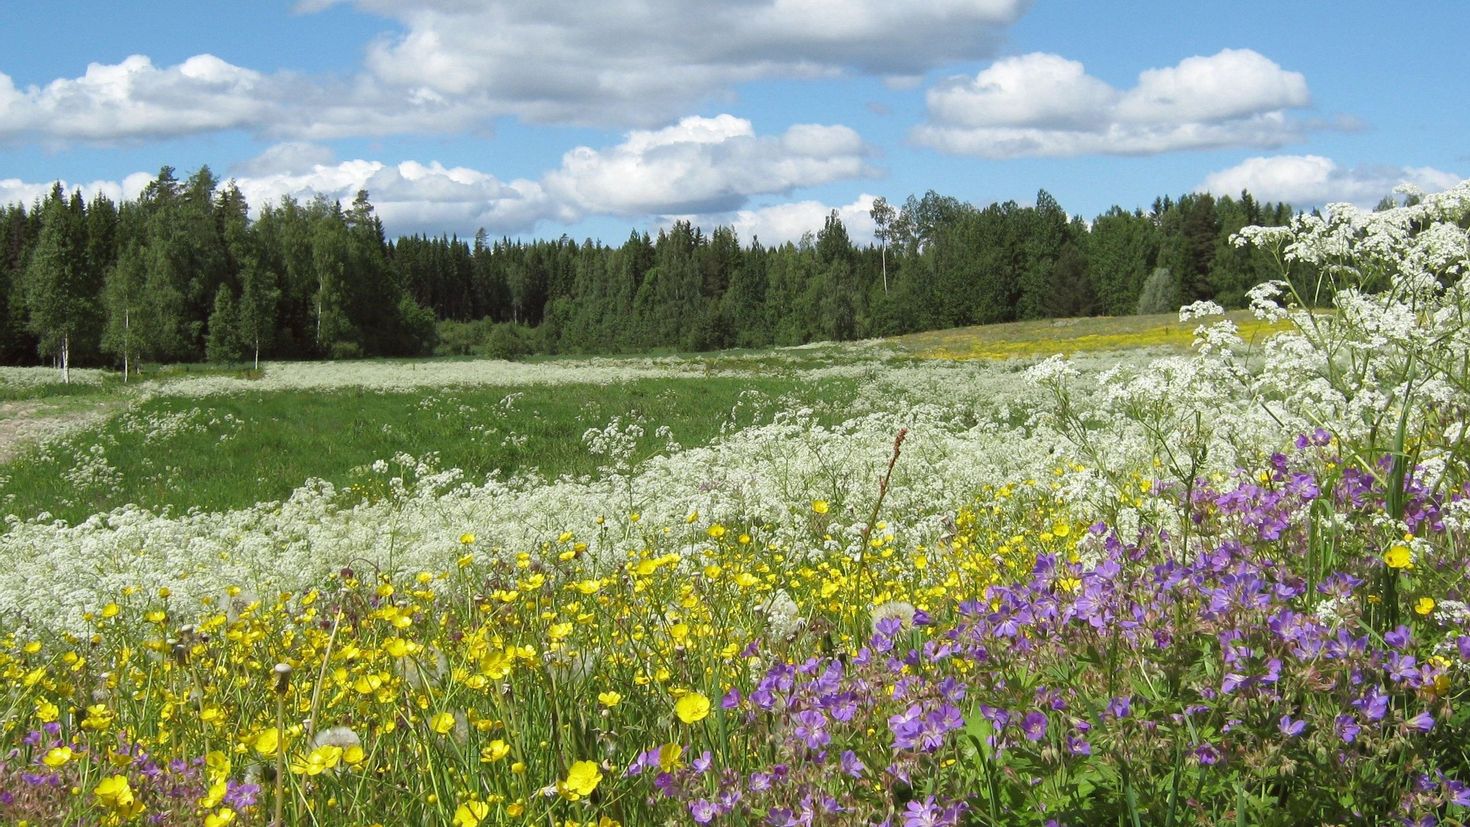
[
  {"left": 21, "top": 185, "right": 88, "bottom": 381},
  {"left": 206, "top": 284, "right": 242, "bottom": 363}
]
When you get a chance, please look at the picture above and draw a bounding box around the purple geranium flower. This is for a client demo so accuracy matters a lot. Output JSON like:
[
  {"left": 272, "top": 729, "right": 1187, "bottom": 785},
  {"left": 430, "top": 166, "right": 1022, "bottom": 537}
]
[
  {"left": 690, "top": 799, "right": 717, "bottom": 824},
  {"left": 1278, "top": 715, "right": 1306, "bottom": 737},
  {"left": 1105, "top": 696, "right": 1132, "bottom": 720},
  {"left": 1192, "top": 742, "right": 1221, "bottom": 765},
  {"left": 1021, "top": 711, "right": 1048, "bottom": 742},
  {"left": 1405, "top": 711, "right": 1435, "bottom": 734}
]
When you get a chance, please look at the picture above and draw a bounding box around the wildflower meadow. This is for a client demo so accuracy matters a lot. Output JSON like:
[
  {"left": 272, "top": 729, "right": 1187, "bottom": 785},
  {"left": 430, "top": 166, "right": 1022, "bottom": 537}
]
[{"left": 1, "top": 183, "right": 1469, "bottom": 826}]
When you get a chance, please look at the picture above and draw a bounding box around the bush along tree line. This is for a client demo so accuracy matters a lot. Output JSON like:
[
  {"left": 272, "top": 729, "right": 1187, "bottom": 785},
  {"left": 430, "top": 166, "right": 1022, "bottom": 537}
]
[{"left": 0, "top": 164, "right": 1315, "bottom": 374}]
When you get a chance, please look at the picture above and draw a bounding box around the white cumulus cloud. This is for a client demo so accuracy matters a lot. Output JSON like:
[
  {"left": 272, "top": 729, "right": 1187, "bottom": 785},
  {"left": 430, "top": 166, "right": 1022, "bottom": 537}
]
[
  {"left": 335, "top": 0, "right": 1031, "bottom": 126},
  {"left": 1197, "top": 155, "right": 1462, "bottom": 207},
  {"left": 724, "top": 194, "right": 879, "bottom": 246},
  {"left": 225, "top": 149, "right": 567, "bottom": 237},
  {"left": 914, "top": 48, "right": 1312, "bottom": 157},
  {"left": 544, "top": 115, "right": 873, "bottom": 215},
  {"left": 0, "top": 55, "right": 487, "bottom": 143}
]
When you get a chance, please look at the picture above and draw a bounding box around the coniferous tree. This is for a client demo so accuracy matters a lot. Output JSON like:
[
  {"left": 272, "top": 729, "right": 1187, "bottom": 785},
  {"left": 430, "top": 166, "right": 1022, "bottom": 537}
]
[
  {"left": 21, "top": 185, "right": 90, "bottom": 381},
  {"left": 1, "top": 163, "right": 1316, "bottom": 367},
  {"left": 205, "top": 284, "right": 242, "bottom": 363},
  {"left": 140, "top": 215, "right": 195, "bottom": 362},
  {"left": 0, "top": 204, "right": 37, "bottom": 363}
]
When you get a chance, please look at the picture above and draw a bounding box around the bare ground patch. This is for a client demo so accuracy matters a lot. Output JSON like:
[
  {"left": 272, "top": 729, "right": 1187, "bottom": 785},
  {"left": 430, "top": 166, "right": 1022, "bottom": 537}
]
[{"left": 0, "top": 400, "right": 125, "bottom": 463}]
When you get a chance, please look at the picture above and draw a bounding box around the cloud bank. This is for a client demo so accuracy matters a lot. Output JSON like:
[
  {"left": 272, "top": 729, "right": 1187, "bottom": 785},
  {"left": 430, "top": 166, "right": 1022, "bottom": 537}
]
[
  {"left": 1198, "top": 155, "right": 1462, "bottom": 207},
  {"left": 914, "top": 49, "right": 1312, "bottom": 157},
  {"left": 0, "top": 0, "right": 1030, "bottom": 143}
]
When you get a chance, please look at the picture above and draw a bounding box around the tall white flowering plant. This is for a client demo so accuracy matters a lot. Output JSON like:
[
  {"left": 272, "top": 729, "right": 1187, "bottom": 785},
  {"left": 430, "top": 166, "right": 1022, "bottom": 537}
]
[
  {"left": 1234, "top": 182, "right": 1470, "bottom": 505},
  {"left": 1030, "top": 182, "right": 1470, "bottom": 578}
]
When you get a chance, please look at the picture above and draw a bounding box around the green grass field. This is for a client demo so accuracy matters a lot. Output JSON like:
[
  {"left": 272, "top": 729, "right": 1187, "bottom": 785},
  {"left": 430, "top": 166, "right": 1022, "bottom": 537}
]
[{"left": 0, "top": 374, "right": 860, "bottom": 524}]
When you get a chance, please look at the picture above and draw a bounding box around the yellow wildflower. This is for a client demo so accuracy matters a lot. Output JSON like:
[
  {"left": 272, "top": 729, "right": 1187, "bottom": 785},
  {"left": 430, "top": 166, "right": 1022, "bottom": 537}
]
[
  {"left": 94, "top": 775, "right": 143, "bottom": 819},
  {"left": 674, "top": 691, "right": 711, "bottom": 724},
  {"left": 1384, "top": 544, "right": 1414, "bottom": 570},
  {"left": 453, "top": 800, "right": 490, "bottom": 827},
  {"left": 253, "top": 727, "right": 280, "bottom": 757},
  {"left": 562, "top": 760, "right": 602, "bottom": 799}
]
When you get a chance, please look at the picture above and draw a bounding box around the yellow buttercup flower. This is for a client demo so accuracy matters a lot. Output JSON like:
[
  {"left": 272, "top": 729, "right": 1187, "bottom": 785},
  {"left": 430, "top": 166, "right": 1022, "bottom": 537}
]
[
  {"left": 811, "top": 500, "right": 829, "bottom": 515},
  {"left": 1414, "top": 596, "right": 1436, "bottom": 616},
  {"left": 459, "top": 532, "right": 476, "bottom": 545},
  {"left": 430, "top": 712, "right": 457, "bottom": 735},
  {"left": 562, "top": 760, "right": 602, "bottom": 798},
  {"left": 94, "top": 774, "right": 144, "bottom": 818},
  {"left": 674, "top": 691, "right": 710, "bottom": 724},
  {"left": 42, "top": 746, "right": 73, "bottom": 768},
  {"left": 204, "top": 808, "right": 237, "bottom": 827},
  {"left": 480, "top": 739, "right": 510, "bottom": 762},
  {"left": 35, "top": 699, "right": 59, "bottom": 723},
  {"left": 253, "top": 727, "right": 280, "bottom": 756},
  {"left": 290, "top": 745, "right": 343, "bottom": 775},
  {"left": 658, "top": 742, "right": 683, "bottom": 772},
  {"left": 1384, "top": 544, "right": 1414, "bottom": 570},
  {"left": 201, "top": 778, "right": 228, "bottom": 808},
  {"left": 597, "top": 691, "right": 622, "bottom": 708},
  {"left": 453, "top": 800, "right": 490, "bottom": 827}
]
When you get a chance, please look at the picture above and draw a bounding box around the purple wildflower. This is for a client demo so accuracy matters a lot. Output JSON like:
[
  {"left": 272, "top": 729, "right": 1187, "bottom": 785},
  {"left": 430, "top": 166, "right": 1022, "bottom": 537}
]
[
  {"left": 1384, "top": 625, "right": 1412, "bottom": 649},
  {"left": 1105, "top": 696, "right": 1132, "bottom": 720},
  {"left": 1278, "top": 715, "right": 1306, "bottom": 737},
  {"left": 1192, "top": 742, "right": 1221, "bottom": 765},
  {"left": 690, "top": 799, "right": 717, "bottom": 824},
  {"left": 1405, "top": 711, "right": 1435, "bottom": 734},
  {"left": 1021, "top": 711, "right": 1048, "bottom": 742},
  {"left": 902, "top": 795, "right": 963, "bottom": 827},
  {"left": 1353, "top": 687, "right": 1389, "bottom": 722}
]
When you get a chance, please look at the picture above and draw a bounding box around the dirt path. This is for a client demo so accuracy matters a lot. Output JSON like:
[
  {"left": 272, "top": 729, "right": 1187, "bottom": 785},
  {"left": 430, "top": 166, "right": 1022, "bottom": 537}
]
[{"left": 0, "top": 399, "right": 126, "bottom": 463}]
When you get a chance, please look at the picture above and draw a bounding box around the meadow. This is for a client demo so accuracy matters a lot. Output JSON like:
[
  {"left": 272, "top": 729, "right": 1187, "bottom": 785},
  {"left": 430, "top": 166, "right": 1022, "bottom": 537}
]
[{"left": 0, "top": 186, "right": 1467, "bottom": 826}]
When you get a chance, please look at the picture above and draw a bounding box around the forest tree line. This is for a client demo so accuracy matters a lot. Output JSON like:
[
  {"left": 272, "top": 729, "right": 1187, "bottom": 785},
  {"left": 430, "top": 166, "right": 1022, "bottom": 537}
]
[{"left": 0, "top": 164, "right": 1305, "bottom": 372}]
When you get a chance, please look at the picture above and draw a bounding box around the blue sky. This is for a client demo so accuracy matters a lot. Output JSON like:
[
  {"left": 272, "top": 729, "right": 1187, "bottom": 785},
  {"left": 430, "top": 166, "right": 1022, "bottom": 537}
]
[{"left": 1, "top": 1, "right": 1464, "bottom": 244}]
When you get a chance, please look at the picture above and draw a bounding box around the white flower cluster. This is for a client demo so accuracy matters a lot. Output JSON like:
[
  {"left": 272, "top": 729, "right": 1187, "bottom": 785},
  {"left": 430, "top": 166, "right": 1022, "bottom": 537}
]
[{"left": 0, "top": 367, "right": 110, "bottom": 389}]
